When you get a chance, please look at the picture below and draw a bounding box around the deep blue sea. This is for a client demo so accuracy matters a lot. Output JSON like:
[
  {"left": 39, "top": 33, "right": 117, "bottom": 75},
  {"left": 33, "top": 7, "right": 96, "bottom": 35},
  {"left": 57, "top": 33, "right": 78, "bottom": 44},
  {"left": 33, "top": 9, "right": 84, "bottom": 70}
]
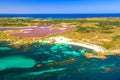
[{"left": 0, "top": 14, "right": 120, "bottom": 18}]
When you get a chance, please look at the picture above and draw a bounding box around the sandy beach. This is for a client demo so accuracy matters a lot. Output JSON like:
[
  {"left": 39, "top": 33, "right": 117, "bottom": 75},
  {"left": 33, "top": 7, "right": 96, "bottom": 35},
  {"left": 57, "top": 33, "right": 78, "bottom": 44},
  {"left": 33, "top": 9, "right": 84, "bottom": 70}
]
[{"left": 42, "top": 36, "right": 107, "bottom": 53}]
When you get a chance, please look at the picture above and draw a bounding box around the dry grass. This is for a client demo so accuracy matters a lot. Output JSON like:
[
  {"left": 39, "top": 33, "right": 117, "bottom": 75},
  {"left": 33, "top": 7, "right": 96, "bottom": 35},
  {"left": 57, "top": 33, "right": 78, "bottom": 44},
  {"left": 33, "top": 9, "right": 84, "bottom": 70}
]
[{"left": 0, "top": 18, "right": 120, "bottom": 50}]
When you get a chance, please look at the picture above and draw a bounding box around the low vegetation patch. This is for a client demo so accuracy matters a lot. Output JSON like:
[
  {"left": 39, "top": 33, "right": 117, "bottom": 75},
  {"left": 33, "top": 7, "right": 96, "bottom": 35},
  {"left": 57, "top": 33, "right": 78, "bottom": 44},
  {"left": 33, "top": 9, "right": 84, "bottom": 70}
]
[{"left": 112, "top": 35, "right": 120, "bottom": 41}]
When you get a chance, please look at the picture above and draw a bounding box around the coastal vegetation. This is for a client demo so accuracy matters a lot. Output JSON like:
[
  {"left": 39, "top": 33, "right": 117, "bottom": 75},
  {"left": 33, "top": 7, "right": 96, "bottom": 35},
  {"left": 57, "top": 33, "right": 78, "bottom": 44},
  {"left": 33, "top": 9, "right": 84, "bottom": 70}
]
[{"left": 0, "top": 18, "right": 120, "bottom": 56}]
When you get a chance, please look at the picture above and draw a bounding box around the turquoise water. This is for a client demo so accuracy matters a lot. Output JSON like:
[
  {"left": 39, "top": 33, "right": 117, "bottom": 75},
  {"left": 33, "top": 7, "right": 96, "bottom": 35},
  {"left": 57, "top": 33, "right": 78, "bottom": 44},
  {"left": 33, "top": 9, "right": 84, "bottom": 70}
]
[
  {"left": 27, "top": 68, "right": 66, "bottom": 75},
  {"left": 0, "top": 47, "right": 11, "bottom": 51},
  {"left": 0, "top": 55, "right": 36, "bottom": 71},
  {"left": 0, "top": 41, "right": 120, "bottom": 80}
]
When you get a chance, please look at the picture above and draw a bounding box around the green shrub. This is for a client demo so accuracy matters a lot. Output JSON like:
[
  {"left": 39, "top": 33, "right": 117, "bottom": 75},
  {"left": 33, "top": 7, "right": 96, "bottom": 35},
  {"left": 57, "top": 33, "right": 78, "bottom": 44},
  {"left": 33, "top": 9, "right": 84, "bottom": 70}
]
[
  {"left": 101, "top": 30, "right": 113, "bottom": 34},
  {"left": 112, "top": 35, "right": 120, "bottom": 41}
]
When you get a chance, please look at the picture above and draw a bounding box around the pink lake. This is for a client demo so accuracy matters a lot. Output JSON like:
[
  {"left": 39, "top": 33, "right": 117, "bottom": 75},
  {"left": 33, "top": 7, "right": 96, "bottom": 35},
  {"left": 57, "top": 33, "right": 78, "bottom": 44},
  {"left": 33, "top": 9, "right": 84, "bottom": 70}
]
[{"left": 11, "top": 26, "right": 73, "bottom": 37}]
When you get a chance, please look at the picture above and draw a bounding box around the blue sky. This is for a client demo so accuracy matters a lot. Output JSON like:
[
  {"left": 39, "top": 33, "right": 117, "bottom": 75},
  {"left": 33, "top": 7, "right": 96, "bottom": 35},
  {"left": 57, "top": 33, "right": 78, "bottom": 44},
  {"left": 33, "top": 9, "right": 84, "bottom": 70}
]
[{"left": 0, "top": 0, "right": 120, "bottom": 14}]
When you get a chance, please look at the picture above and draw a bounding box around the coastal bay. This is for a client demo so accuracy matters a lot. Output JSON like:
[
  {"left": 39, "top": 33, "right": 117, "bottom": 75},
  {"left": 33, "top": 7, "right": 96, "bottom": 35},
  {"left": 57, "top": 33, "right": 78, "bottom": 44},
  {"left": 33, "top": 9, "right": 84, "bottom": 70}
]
[{"left": 0, "top": 16, "right": 120, "bottom": 80}]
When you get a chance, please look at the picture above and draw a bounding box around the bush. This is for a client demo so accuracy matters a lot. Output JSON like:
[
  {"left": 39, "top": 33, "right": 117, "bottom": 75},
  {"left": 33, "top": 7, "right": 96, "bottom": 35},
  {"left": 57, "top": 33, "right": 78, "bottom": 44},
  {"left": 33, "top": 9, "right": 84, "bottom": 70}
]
[
  {"left": 76, "top": 26, "right": 97, "bottom": 33},
  {"left": 101, "top": 30, "right": 113, "bottom": 34},
  {"left": 112, "top": 35, "right": 120, "bottom": 41}
]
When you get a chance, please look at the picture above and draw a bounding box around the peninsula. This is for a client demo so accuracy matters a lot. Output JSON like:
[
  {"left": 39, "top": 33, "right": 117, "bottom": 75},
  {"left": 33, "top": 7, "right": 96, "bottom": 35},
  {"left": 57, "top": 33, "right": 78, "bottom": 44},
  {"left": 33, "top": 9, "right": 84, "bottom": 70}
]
[{"left": 0, "top": 18, "right": 120, "bottom": 59}]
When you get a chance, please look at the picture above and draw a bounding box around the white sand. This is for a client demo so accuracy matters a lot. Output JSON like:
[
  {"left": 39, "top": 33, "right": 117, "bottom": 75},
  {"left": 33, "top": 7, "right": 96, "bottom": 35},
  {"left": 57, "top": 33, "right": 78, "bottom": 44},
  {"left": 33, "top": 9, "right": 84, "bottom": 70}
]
[{"left": 50, "top": 36, "right": 106, "bottom": 53}]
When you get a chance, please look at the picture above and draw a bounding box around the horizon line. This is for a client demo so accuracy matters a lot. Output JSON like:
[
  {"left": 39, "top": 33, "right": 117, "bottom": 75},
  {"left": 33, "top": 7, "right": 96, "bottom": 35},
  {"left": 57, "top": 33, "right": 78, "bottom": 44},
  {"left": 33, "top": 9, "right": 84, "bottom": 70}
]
[{"left": 1, "top": 13, "right": 120, "bottom": 14}]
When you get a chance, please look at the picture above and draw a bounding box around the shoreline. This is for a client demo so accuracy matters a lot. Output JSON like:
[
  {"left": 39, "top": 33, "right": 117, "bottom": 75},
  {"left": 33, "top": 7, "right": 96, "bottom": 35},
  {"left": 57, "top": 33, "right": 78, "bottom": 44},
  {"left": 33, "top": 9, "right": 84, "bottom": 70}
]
[
  {"left": 39, "top": 36, "right": 108, "bottom": 60},
  {"left": 40, "top": 36, "right": 108, "bottom": 59},
  {"left": 0, "top": 36, "right": 118, "bottom": 59},
  {"left": 48, "top": 36, "right": 107, "bottom": 53}
]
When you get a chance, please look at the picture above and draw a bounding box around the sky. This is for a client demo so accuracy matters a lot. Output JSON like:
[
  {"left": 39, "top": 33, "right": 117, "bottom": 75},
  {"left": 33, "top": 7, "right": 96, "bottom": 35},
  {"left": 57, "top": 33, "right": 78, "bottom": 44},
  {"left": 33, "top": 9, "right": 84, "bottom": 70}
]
[{"left": 0, "top": 0, "right": 120, "bottom": 14}]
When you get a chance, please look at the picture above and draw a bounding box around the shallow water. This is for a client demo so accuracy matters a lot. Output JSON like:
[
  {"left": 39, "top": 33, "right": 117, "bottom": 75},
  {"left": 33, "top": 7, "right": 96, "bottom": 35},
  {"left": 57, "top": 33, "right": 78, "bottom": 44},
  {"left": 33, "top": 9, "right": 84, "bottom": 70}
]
[
  {"left": 0, "top": 41, "right": 120, "bottom": 80},
  {"left": 0, "top": 55, "right": 36, "bottom": 71},
  {"left": 0, "top": 47, "right": 11, "bottom": 51}
]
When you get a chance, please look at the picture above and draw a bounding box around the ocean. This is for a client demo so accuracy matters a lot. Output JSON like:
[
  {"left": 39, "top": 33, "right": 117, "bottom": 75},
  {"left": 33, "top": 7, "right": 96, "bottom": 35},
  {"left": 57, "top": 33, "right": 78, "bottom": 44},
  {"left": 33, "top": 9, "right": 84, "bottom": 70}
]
[
  {"left": 0, "top": 41, "right": 120, "bottom": 80},
  {"left": 1, "top": 14, "right": 120, "bottom": 80},
  {"left": 0, "top": 14, "right": 120, "bottom": 18}
]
